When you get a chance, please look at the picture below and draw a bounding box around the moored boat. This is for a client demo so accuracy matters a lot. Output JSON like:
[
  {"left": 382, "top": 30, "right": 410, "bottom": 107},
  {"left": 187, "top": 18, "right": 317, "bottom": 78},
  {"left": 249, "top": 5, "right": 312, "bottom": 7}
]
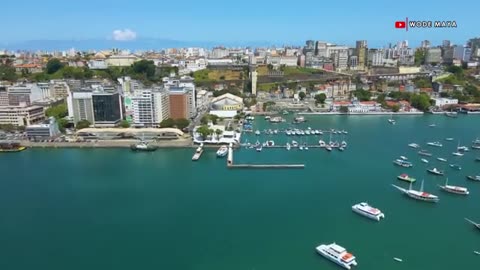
[
  {"left": 393, "top": 159, "right": 413, "bottom": 168},
  {"left": 421, "top": 158, "right": 429, "bottom": 164},
  {"left": 418, "top": 150, "right": 433, "bottom": 157},
  {"left": 408, "top": 143, "right": 420, "bottom": 148},
  {"left": 449, "top": 164, "right": 461, "bottom": 170},
  {"left": 286, "top": 143, "right": 291, "bottom": 151},
  {"left": 445, "top": 138, "right": 454, "bottom": 141},
  {"left": 0, "top": 142, "right": 27, "bottom": 153},
  {"left": 392, "top": 180, "right": 439, "bottom": 203},
  {"left": 315, "top": 243, "right": 357, "bottom": 269},
  {"left": 131, "top": 141, "right": 158, "bottom": 152},
  {"left": 397, "top": 174, "right": 416, "bottom": 183},
  {"left": 352, "top": 202, "right": 385, "bottom": 221},
  {"left": 466, "top": 175, "right": 480, "bottom": 182},
  {"left": 452, "top": 151, "right": 464, "bottom": 157},
  {"left": 216, "top": 145, "right": 228, "bottom": 157},
  {"left": 427, "top": 168, "right": 444, "bottom": 176},
  {"left": 465, "top": 218, "right": 480, "bottom": 230},
  {"left": 439, "top": 178, "right": 469, "bottom": 195},
  {"left": 437, "top": 157, "right": 447, "bottom": 162},
  {"left": 427, "top": 141, "right": 443, "bottom": 147}
]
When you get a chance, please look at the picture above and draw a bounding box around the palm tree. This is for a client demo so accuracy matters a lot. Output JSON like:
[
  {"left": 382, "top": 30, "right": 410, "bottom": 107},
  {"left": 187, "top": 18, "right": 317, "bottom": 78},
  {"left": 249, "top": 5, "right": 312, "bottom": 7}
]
[{"left": 215, "top": 129, "right": 223, "bottom": 140}]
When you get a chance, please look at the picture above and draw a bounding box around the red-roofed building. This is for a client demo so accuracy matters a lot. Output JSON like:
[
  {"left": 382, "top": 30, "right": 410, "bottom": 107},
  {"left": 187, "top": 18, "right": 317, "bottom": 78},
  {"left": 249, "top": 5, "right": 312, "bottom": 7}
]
[{"left": 14, "top": 64, "right": 43, "bottom": 73}]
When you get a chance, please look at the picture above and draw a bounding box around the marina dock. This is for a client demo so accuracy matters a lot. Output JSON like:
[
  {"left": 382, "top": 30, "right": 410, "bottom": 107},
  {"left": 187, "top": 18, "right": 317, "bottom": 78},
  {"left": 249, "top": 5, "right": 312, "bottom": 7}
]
[{"left": 227, "top": 144, "right": 305, "bottom": 169}]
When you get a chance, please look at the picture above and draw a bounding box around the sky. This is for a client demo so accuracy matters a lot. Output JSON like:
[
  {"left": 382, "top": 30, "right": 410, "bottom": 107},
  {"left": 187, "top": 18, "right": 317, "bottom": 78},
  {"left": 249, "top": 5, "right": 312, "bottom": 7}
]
[{"left": 1, "top": 0, "right": 478, "bottom": 49}]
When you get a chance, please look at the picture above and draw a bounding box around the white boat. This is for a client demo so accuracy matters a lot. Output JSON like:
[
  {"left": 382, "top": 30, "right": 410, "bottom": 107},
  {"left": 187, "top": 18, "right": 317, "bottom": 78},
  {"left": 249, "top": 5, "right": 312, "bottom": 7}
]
[
  {"left": 319, "top": 140, "right": 326, "bottom": 147},
  {"left": 465, "top": 218, "right": 480, "bottom": 230},
  {"left": 449, "top": 164, "right": 462, "bottom": 170},
  {"left": 286, "top": 143, "right": 291, "bottom": 151},
  {"left": 326, "top": 146, "right": 333, "bottom": 152},
  {"left": 452, "top": 151, "right": 464, "bottom": 157},
  {"left": 266, "top": 140, "right": 275, "bottom": 147},
  {"left": 292, "top": 141, "right": 299, "bottom": 147},
  {"left": 400, "top": 156, "right": 408, "bottom": 160},
  {"left": 421, "top": 158, "right": 429, "bottom": 164},
  {"left": 339, "top": 147, "right": 345, "bottom": 151},
  {"left": 315, "top": 243, "right": 357, "bottom": 270},
  {"left": 393, "top": 159, "right": 413, "bottom": 168},
  {"left": 256, "top": 145, "right": 262, "bottom": 152},
  {"left": 273, "top": 129, "right": 278, "bottom": 134},
  {"left": 418, "top": 150, "right": 433, "bottom": 157},
  {"left": 392, "top": 180, "right": 439, "bottom": 202},
  {"left": 299, "top": 144, "right": 304, "bottom": 151},
  {"left": 304, "top": 144, "right": 309, "bottom": 151},
  {"left": 408, "top": 143, "right": 420, "bottom": 148},
  {"left": 445, "top": 138, "right": 454, "bottom": 141},
  {"left": 305, "top": 130, "right": 311, "bottom": 135},
  {"left": 429, "top": 124, "right": 437, "bottom": 127},
  {"left": 286, "top": 130, "right": 292, "bottom": 136},
  {"left": 439, "top": 178, "right": 469, "bottom": 195},
  {"left": 472, "top": 144, "right": 480, "bottom": 150},
  {"left": 393, "top": 258, "right": 403, "bottom": 262},
  {"left": 341, "top": 141, "right": 347, "bottom": 148},
  {"left": 427, "top": 141, "right": 443, "bottom": 147},
  {"left": 352, "top": 202, "right": 385, "bottom": 221},
  {"left": 473, "top": 138, "right": 480, "bottom": 144},
  {"left": 437, "top": 157, "right": 447, "bottom": 162},
  {"left": 255, "top": 130, "right": 260, "bottom": 136},
  {"left": 427, "top": 167, "right": 444, "bottom": 175},
  {"left": 216, "top": 145, "right": 228, "bottom": 157},
  {"left": 388, "top": 113, "right": 396, "bottom": 124},
  {"left": 474, "top": 251, "right": 480, "bottom": 255},
  {"left": 264, "top": 115, "right": 271, "bottom": 120},
  {"left": 458, "top": 146, "right": 469, "bottom": 152},
  {"left": 293, "top": 116, "right": 306, "bottom": 123}
]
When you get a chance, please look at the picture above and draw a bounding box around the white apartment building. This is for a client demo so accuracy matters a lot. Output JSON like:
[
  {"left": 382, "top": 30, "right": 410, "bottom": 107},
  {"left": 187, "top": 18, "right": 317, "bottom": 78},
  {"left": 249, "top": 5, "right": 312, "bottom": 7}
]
[
  {"left": 372, "top": 50, "right": 385, "bottom": 66},
  {"left": 131, "top": 89, "right": 170, "bottom": 127},
  {"left": 328, "top": 46, "right": 349, "bottom": 70},
  {"left": 0, "top": 105, "right": 45, "bottom": 126},
  {"left": 7, "top": 83, "right": 50, "bottom": 106}
]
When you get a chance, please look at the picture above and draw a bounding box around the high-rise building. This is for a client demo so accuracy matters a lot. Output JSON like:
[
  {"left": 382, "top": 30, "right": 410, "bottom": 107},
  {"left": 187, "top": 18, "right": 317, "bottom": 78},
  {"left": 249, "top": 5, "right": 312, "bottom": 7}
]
[
  {"left": 251, "top": 70, "right": 257, "bottom": 96},
  {"left": 49, "top": 80, "right": 70, "bottom": 99},
  {"left": 453, "top": 46, "right": 472, "bottom": 62},
  {"left": 69, "top": 89, "right": 94, "bottom": 124},
  {"left": 92, "top": 91, "right": 123, "bottom": 127},
  {"left": 131, "top": 89, "right": 169, "bottom": 127},
  {"left": 425, "top": 48, "right": 442, "bottom": 64},
  {"left": 315, "top": 41, "right": 328, "bottom": 57},
  {"left": 421, "top": 40, "right": 431, "bottom": 49},
  {"left": 328, "top": 46, "right": 348, "bottom": 70},
  {"left": 372, "top": 50, "right": 385, "bottom": 66},
  {"left": 7, "top": 84, "right": 48, "bottom": 106},
  {"left": 356, "top": 40, "right": 367, "bottom": 70},
  {"left": 442, "top": 46, "right": 454, "bottom": 64},
  {"left": 168, "top": 87, "right": 195, "bottom": 119},
  {"left": 0, "top": 86, "right": 8, "bottom": 106},
  {"left": 442, "top": 40, "right": 451, "bottom": 48}
]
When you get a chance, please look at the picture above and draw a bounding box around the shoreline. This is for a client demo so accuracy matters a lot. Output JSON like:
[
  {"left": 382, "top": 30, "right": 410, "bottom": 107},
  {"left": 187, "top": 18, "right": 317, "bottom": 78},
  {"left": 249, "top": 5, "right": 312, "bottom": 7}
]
[{"left": 298, "top": 111, "right": 424, "bottom": 115}]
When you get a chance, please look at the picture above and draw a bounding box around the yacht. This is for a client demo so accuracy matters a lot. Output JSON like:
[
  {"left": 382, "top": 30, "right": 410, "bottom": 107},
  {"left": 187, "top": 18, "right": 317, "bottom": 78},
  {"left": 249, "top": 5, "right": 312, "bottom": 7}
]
[
  {"left": 465, "top": 218, "right": 480, "bottom": 230},
  {"left": 293, "top": 116, "right": 306, "bottom": 123},
  {"left": 342, "top": 130, "right": 349, "bottom": 135},
  {"left": 341, "top": 141, "right": 348, "bottom": 148},
  {"left": 427, "top": 168, "right": 444, "bottom": 176},
  {"left": 352, "top": 202, "right": 385, "bottom": 221},
  {"left": 439, "top": 178, "right": 469, "bottom": 195},
  {"left": 400, "top": 156, "right": 408, "bottom": 160},
  {"left": 408, "top": 143, "right": 420, "bottom": 148},
  {"left": 286, "top": 143, "right": 291, "bottom": 151},
  {"left": 458, "top": 146, "right": 469, "bottom": 152},
  {"left": 216, "top": 145, "right": 228, "bottom": 157},
  {"left": 286, "top": 130, "right": 292, "bottom": 136},
  {"left": 266, "top": 140, "right": 275, "bottom": 147},
  {"left": 449, "top": 164, "right": 461, "bottom": 170},
  {"left": 452, "top": 151, "right": 464, "bottom": 156},
  {"left": 473, "top": 138, "right": 480, "bottom": 144},
  {"left": 392, "top": 180, "right": 439, "bottom": 202},
  {"left": 427, "top": 141, "right": 443, "bottom": 147},
  {"left": 305, "top": 130, "right": 311, "bottom": 135},
  {"left": 421, "top": 158, "right": 429, "bottom": 164},
  {"left": 315, "top": 243, "right": 357, "bottom": 269},
  {"left": 388, "top": 113, "right": 396, "bottom": 124},
  {"left": 418, "top": 150, "right": 433, "bottom": 157},
  {"left": 397, "top": 174, "right": 416, "bottom": 183},
  {"left": 437, "top": 157, "right": 447, "bottom": 162},
  {"left": 192, "top": 144, "right": 204, "bottom": 161},
  {"left": 466, "top": 175, "right": 480, "bottom": 182},
  {"left": 472, "top": 144, "right": 480, "bottom": 150},
  {"left": 292, "top": 141, "right": 299, "bottom": 147},
  {"left": 319, "top": 140, "right": 326, "bottom": 147},
  {"left": 393, "top": 159, "right": 413, "bottom": 168},
  {"left": 130, "top": 141, "right": 158, "bottom": 152}
]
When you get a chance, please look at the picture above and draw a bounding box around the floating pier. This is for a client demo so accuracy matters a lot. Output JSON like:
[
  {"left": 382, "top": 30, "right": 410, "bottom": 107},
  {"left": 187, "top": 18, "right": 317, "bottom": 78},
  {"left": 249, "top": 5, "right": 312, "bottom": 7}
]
[
  {"left": 192, "top": 144, "right": 204, "bottom": 161},
  {"left": 227, "top": 144, "right": 305, "bottom": 169}
]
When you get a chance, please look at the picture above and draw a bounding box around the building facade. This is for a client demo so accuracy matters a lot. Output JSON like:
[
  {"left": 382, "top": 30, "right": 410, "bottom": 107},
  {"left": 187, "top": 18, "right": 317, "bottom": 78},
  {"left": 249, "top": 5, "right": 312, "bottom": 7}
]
[
  {"left": 425, "top": 48, "right": 442, "bottom": 64},
  {"left": 356, "top": 40, "right": 367, "bottom": 70},
  {"left": 0, "top": 105, "right": 45, "bottom": 126},
  {"left": 92, "top": 92, "right": 123, "bottom": 127},
  {"left": 7, "top": 83, "right": 47, "bottom": 106},
  {"left": 131, "top": 89, "right": 170, "bottom": 127},
  {"left": 25, "top": 117, "right": 60, "bottom": 139}
]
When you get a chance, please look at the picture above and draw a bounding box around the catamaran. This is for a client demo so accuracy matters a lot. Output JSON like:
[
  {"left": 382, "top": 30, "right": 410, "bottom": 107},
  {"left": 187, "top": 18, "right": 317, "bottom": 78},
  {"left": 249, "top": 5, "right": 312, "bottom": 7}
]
[
  {"left": 427, "top": 168, "right": 444, "bottom": 176},
  {"left": 315, "top": 243, "right": 358, "bottom": 269},
  {"left": 397, "top": 174, "right": 416, "bottom": 183},
  {"left": 352, "top": 202, "right": 385, "bottom": 221},
  {"left": 392, "top": 180, "right": 439, "bottom": 202},
  {"left": 439, "top": 178, "right": 469, "bottom": 195},
  {"left": 465, "top": 218, "right": 480, "bottom": 230}
]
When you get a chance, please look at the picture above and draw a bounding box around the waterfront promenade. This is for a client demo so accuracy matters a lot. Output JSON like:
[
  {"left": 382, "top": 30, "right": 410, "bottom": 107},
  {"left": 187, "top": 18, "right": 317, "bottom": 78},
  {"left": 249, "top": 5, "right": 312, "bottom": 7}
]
[{"left": 22, "top": 138, "right": 193, "bottom": 148}]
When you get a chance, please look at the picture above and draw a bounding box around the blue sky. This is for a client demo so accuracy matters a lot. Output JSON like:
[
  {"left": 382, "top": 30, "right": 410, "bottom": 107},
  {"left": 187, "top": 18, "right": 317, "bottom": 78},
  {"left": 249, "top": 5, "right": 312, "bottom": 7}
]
[{"left": 2, "top": 0, "right": 478, "bottom": 48}]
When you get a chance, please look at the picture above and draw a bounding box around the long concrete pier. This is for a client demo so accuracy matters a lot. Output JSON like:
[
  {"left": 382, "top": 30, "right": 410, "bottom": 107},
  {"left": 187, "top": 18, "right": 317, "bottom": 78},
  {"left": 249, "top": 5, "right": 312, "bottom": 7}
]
[{"left": 227, "top": 144, "right": 305, "bottom": 169}]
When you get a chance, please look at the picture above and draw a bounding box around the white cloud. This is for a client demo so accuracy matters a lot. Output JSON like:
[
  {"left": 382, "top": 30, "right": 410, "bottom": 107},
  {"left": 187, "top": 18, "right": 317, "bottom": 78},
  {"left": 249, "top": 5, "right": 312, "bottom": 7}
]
[{"left": 112, "top": 29, "right": 137, "bottom": 41}]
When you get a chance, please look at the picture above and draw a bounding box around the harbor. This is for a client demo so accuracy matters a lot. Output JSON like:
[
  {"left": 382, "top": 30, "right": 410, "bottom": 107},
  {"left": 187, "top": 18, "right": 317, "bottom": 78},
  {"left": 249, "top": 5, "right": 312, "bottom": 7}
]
[{"left": 1, "top": 114, "right": 480, "bottom": 270}]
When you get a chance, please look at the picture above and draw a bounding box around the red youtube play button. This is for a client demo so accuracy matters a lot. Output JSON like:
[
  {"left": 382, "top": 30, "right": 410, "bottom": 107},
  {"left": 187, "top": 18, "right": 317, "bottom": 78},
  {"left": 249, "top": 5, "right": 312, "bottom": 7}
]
[{"left": 395, "top": 21, "right": 406, "bottom": 28}]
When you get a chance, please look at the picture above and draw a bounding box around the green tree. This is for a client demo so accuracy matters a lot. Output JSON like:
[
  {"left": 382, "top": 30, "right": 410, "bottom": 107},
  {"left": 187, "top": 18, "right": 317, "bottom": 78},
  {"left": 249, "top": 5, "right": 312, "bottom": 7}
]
[
  {"left": 131, "top": 60, "right": 156, "bottom": 79},
  {"left": 45, "top": 103, "right": 68, "bottom": 119},
  {"left": 46, "top": 58, "right": 64, "bottom": 74},
  {"left": 410, "top": 93, "right": 432, "bottom": 111},
  {"left": 0, "top": 65, "right": 18, "bottom": 81},
  {"left": 160, "top": 118, "right": 175, "bottom": 128},
  {"left": 414, "top": 49, "right": 426, "bottom": 66},
  {"left": 215, "top": 129, "right": 223, "bottom": 138},
  {"left": 439, "top": 92, "right": 450, "bottom": 98},
  {"left": 57, "top": 118, "right": 69, "bottom": 133},
  {"left": 0, "top": 124, "right": 16, "bottom": 132},
  {"left": 196, "top": 125, "right": 213, "bottom": 139},
  {"left": 119, "top": 120, "right": 130, "bottom": 128},
  {"left": 76, "top": 120, "right": 91, "bottom": 130},
  {"left": 314, "top": 93, "right": 327, "bottom": 105},
  {"left": 353, "top": 89, "right": 372, "bottom": 101},
  {"left": 391, "top": 104, "right": 400, "bottom": 112},
  {"left": 376, "top": 93, "right": 386, "bottom": 104},
  {"left": 262, "top": 101, "right": 276, "bottom": 111},
  {"left": 174, "top": 118, "right": 190, "bottom": 130},
  {"left": 339, "top": 106, "right": 349, "bottom": 113},
  {"left": 299, "top": 91, "right": 306, "bottom": 100}
]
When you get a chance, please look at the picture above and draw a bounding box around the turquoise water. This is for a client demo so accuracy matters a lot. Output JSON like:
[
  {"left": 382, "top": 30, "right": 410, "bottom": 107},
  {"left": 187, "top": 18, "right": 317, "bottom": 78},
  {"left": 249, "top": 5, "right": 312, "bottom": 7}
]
[{"left": 1, "top": 115, "right": 479, "bottom": 270}]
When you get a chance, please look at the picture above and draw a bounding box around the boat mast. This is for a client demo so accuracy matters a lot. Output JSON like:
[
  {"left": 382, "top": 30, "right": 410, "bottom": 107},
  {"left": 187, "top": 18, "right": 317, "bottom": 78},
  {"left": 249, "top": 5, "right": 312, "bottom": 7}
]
[{"left": 420, "top": 180, "right": 424, "bottom": 192}]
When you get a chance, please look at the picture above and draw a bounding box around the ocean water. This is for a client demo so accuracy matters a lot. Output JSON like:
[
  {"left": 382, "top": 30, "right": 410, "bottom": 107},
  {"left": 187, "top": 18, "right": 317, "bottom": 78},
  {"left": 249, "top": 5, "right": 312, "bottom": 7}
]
[{"left": 1, "top": 114, "right": 479, "bottom": 270}]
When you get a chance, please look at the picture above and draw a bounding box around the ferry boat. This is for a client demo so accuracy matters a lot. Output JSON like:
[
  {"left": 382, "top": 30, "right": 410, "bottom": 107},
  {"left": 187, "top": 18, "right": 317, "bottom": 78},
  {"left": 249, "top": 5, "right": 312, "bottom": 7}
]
[
  {"left": 315, "top": 243, "right": 357, "bottom": 269},
  {"left": 421, "top": 158, "right": 429, "bottom": 164},
  {"left": 397, "top": 174, "right": 416, "bottom": 183},
  {"left": 352, "top": 202, "right": 385, "bottom": 221},
  {"left": 130, "top": 141, "right": 158, "bottom": 152},
  {"left": 418, "top": 150, "right": 433, "bottom": 157},
  {"left": 439, "top": 178, "right": 469, "bottom": 195},
  {"left": 408, "top": 143, "right": 420, "bottom": 148},
  {"left": 465, "top": 218, "right": 480, "bottom": 230},
  {"left": 427, "top": 168, "right": 444, "bottom": 176},
  {"left": 466, "top": 175, "right": 480, "bottom": 182},
  {"left": 449, "top": 164, "right": 461, "bottom": 170},
  {"left": 437, "top": 157, "right": 447, "bottom": 162},
  {"left": 392, "top": 180, "right": 439, "bottom": 203},
  {"left": 0, "top": 142, "right": 27, "bottom": 153},
  {"left": 393, "top": 159, "right": 413, "bottom": 168},
  {"left": 427, "top": 141, "right": 443, "bottom": 147},
  {"left": 216, "top": 145, "right": 228, "bottom": 157}
]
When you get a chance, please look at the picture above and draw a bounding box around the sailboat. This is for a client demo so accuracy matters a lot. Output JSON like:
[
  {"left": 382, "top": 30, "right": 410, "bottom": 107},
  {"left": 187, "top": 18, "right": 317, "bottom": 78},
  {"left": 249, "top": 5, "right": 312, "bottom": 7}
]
[
  {"left": 392, "top": 180, "right": 439, "bottom": 202},
  {"left": 465, "top": 218, "right": 480, "bottom": 230},
  {"left": 439, "top": 178, "right": 469, "bottom": 195},
  {"left": 388, "top": 112, "right": 396, "bottom": 124}
]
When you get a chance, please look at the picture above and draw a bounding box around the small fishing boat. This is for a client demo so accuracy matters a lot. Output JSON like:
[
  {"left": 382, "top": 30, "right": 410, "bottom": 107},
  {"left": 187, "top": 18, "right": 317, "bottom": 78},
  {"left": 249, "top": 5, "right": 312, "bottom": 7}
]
[
  {"left": 299, "top": 144, "right": 304, "bottom": 151},
  {"left": 418, "top": 150, "right": 433, "bottom": 157},
  {"left": 397, "top": 174, "right": 416, "bottom": 183},
  {"left": 427, "top": 168, "right": 444, "bottom": 176},
  {"left": 437, "top": 157, "right": 447, "bottom": 162},
  {"left": 429, "top": 124, "right": 437, "bottom": 127},
  {"left": 304, "top": 143, "right": 309, "bottom": 151},
  {"left": 449, "top": 164, "right": 462, "bottom": 170},
  {"left": 474, "top": 251, "right": 480, "bottom": 255},
  {"left": 400, "top": 156, "right": 408, "bottom": 160},
  {"left": 393, "top": 258, "right": 403, "bottom": 262},
  {"left": 421, "top": 158, "right": 429, "bottom": 164},
  {"left": 427, "top": 141, "right": 443, "bottom": 147},
  {"left": 326, "top": 145, "right": 333, "bottom": 152},
  {"left": 292, "top": 141, "right": 299, "bottom": 147},
  {"left": 286, "top": 130, "right": 292, "bottom": 136},
  {"left": 408, "top": 143, "right": 420, "bottom": 148},
  {"left": 255, "top": 130, "right": 260, "bottom": 136},
  {"left": 445, "top": 138, "right": 454, "bottom": 141},
  {"left": 439, "top": 178, "right": 469, "bottom": 195},
  {"left": 319, "top": 140, "right": 326, "bottom": 147}
]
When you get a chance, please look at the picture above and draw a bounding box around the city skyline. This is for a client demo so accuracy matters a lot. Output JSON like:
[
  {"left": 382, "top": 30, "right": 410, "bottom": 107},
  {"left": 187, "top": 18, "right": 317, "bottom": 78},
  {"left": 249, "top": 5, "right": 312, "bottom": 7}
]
[{"left": 1, "top": 0, "right": 478, "bottom": 50}]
